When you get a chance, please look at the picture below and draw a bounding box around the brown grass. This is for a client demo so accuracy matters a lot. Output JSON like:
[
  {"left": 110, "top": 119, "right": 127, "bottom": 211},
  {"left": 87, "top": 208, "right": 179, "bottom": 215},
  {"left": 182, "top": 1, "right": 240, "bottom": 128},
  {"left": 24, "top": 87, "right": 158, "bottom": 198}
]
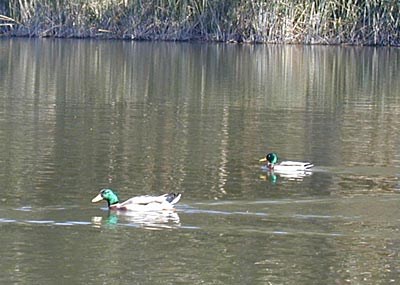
[{"left": 1, "top": 0, "right": 399, "bottom": 45}]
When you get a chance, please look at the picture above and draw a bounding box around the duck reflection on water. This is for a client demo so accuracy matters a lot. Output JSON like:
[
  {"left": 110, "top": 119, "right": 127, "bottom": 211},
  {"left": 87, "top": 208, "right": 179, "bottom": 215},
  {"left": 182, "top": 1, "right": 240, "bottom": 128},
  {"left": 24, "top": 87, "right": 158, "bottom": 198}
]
[
  {"left": 92, "top": 210, "right": 181, "bottom": 229},
  {"left": 260, "top": 169, "right": 313, "bottom": 183}
]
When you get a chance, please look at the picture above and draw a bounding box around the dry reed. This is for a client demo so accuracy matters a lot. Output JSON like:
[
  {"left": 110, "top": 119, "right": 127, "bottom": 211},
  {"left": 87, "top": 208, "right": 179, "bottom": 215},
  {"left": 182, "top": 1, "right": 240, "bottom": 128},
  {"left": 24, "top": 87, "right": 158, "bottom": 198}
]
[{"left": 0, "top": 0, "right": 399, "bottom": 45}]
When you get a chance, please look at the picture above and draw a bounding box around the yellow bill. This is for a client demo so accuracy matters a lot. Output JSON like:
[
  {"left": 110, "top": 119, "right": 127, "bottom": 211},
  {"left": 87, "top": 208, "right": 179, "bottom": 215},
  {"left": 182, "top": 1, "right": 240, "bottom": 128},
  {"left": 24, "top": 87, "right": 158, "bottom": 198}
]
[{"left": 91, "top": 194, "right": 104, "bottom": 203}]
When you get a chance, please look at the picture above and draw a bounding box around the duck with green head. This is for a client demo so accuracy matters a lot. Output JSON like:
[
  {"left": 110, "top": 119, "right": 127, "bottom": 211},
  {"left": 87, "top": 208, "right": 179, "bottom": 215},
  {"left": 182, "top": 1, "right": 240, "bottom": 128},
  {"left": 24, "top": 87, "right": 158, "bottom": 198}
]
[
  {"left": 259, "top": 152, "right": 313, "bottom": 173},
  {"left": 92, "top": 188, "right": 182, "bottom": 211}
]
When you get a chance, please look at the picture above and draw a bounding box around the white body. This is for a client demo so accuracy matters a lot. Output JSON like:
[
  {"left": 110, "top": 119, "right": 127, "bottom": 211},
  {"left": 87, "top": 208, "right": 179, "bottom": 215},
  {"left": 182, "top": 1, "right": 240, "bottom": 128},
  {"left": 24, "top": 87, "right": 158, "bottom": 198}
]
[
  {"left": 273, "top": 161, "right": 314, "bottom": 173},
  {"left": 112, "top": 193, "right": 181, "bottom": 211}
]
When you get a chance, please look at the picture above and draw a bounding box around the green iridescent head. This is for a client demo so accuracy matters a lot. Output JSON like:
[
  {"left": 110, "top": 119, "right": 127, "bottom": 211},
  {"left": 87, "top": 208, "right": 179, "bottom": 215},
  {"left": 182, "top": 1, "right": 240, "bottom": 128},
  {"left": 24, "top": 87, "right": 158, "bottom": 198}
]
[
  {"left": 91, "top": 188, "right": 120, "bottom": 207},
  {"left": 266, "top": 153, "right": 278, "bottom": 164}
]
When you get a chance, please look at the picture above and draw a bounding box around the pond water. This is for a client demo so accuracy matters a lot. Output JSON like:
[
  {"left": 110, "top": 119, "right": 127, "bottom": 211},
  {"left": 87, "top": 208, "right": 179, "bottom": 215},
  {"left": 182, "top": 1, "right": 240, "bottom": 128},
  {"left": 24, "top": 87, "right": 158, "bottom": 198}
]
[{"left": 0, "top": 38, "right": 399, "bottom": 284}]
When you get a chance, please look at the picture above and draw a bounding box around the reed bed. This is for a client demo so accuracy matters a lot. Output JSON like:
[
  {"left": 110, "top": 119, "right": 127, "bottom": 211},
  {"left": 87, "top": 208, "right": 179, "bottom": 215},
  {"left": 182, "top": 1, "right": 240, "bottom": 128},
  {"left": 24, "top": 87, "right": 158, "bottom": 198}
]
[{"left": 0, "top": 0, "right": 399, "bottom": 45}]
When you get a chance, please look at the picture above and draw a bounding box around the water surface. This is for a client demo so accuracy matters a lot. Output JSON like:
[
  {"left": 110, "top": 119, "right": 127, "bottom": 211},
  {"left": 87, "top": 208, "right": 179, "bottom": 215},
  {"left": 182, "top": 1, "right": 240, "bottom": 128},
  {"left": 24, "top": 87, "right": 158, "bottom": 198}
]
[{"left": 0, "top": 39, "right": 399, "bottom": 284}]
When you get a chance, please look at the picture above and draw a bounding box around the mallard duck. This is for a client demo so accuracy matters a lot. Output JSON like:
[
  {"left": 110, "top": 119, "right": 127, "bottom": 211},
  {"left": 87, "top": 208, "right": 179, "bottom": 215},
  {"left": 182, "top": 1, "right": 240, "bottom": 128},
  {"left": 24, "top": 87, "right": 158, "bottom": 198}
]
[
  {"left": 91, "top": 188, "right": 181, "bottom": 211},
  {"left": 259, "top": 152, "right": 313, "bottom": 173}
]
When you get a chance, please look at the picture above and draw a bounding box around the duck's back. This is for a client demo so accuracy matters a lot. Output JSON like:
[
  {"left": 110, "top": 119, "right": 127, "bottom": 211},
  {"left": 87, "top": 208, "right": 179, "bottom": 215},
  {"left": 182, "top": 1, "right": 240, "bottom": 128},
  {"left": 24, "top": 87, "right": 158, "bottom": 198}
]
[{"left": 276, "top": 161, "right": 314, "bottom": 172}]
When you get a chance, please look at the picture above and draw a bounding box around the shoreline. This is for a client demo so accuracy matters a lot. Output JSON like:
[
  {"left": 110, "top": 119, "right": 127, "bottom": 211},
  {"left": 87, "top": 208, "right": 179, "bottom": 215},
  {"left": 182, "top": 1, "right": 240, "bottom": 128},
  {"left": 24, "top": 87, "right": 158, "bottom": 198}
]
[{"left": 1, "top": 33, "right": 399, "bottom": 47}]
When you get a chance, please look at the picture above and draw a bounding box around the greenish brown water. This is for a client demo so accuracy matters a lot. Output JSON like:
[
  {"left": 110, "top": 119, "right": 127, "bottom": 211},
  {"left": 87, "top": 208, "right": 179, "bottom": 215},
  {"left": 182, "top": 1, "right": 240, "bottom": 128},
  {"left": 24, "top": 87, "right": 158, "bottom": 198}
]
[{"left": 0, "top": 38, "right": 399, "bottom": 284}]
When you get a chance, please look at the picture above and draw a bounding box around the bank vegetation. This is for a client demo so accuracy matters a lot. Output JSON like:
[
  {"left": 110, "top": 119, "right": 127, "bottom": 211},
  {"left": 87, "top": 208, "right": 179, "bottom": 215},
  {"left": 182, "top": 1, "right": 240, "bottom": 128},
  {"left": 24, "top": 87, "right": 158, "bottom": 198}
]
[{"left": 0, "top": 0, "right": 399, "bottom": 45}]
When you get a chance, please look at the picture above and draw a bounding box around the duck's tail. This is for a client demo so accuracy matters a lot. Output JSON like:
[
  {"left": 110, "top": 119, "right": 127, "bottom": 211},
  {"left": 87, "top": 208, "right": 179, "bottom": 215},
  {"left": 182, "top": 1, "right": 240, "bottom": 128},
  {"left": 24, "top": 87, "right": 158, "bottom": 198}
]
[
  {"left": 165, "top": 193, "right": 182, "bottom": 205},
  {"left": 304, "top": 163, "right": 314, "bottom": 170}
]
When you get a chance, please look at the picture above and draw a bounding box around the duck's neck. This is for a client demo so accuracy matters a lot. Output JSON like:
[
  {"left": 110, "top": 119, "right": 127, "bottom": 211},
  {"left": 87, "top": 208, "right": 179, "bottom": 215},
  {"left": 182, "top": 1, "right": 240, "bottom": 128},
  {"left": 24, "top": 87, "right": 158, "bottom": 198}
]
[{"left": 106, "top": 193, "right": 119, "bottom": 207}]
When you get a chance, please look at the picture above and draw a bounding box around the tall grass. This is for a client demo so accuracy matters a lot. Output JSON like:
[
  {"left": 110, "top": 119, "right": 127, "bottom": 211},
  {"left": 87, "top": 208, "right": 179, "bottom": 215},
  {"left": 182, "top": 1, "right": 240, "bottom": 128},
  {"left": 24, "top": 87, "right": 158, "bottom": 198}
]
[{"left": 0, "top": 0, "right": 399, "bottom": 45}]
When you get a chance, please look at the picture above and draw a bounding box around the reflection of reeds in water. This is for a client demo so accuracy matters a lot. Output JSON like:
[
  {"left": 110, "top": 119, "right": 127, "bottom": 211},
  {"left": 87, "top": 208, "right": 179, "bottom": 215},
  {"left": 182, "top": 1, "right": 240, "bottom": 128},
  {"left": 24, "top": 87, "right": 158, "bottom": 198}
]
[
  {"left": 2, "top": 40, "right": 399, "bottom": 198},
  {"left": 1, "top": 0, "right": 399, "bottom": 45}
]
